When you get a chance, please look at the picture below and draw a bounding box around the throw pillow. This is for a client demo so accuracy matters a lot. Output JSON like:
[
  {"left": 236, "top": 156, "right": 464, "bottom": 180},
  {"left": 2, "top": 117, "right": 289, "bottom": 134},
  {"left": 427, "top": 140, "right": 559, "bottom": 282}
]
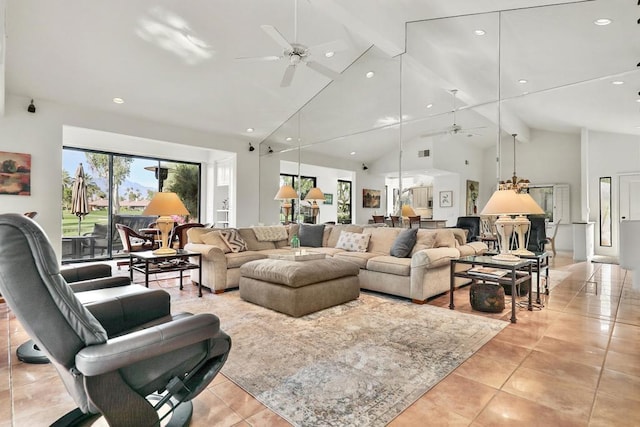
[
  {"left": 298, "top": 223, "right": 325, "bottom": 247},
  {"left": 335, "top": 231, "right": 371, "bottom": 252},
  {"left": 218, "top": 229, "right": 247, "bottom": 253},
  {"left": 390, "top": 227, "right": 418, "bottom": 257},
  {"left": 200, "top": 231, "right": 231, "bottom": 253}
]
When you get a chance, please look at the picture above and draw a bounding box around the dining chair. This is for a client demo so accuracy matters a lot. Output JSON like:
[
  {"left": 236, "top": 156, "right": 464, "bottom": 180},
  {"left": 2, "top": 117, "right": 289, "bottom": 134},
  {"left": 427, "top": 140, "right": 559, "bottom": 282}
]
[
  {"left": 372, "top": 215, "right": 385, "bottom": 224},
  {"left": 408, "top": 216, "right": 421, "bottom": 228},
  {"left": 390, "top": 215, "right": 400, "bottom": 227},
  {"left": 546, "top": 218, "right": 560, "bottom": 257}
]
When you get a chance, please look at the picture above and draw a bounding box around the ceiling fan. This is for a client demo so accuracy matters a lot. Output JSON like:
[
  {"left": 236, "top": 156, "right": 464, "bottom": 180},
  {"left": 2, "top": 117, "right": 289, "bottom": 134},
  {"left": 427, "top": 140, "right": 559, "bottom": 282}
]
[
  {"left": 420, "top": 89, "right": 486, "bottom": 138},
  {"left": 235, "top": 0, "right": 346, "bottom": 87}
]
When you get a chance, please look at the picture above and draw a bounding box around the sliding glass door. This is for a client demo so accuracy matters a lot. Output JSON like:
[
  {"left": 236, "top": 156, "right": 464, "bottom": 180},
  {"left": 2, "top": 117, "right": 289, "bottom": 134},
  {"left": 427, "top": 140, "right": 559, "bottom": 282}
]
[{"left": 62, "top": 148, "right": 200, "bottom": 262}]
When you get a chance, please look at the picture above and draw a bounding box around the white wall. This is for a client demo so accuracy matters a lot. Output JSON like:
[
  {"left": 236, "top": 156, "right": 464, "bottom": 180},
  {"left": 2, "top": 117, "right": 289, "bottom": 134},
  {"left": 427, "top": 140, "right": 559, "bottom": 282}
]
[
  {"left": 0, "top": 95, "right": 258, "bottom": 260},
  {"left": 586, "top": 130, "right": 640, "bottom": 256}
]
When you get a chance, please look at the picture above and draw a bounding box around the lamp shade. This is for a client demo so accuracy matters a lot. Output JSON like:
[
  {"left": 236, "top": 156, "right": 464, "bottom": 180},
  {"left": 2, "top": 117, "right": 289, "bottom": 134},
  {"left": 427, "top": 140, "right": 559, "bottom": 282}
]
[
  {"left": 274, "top": 185, "right": 298, "bottom": 200},
  {"left": 401, "top": 205, "right": 417, "bottom": 217},
  {"left": 305, "top": 187, "right": 325, "bottom": 202},
  {"left": 142, "top": 192, "right": 189, "bottom": 216},
  {"left": 517, "top": 193, "right": 545, "bottom": 215},
  {"left": 480, "top": 189, "right": 542, "bottom": 215}
]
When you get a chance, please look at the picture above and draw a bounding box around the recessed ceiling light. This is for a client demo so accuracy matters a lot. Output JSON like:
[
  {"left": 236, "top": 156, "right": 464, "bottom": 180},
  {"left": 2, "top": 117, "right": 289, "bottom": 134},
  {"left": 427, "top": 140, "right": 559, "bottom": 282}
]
[
  {"left": 325, "top": 51, "right": 335, "bottom": 58},
  {"left": 593, "top": 18, "right": 612, "bottom": 26},
  {"left": 285, "top": 137, "right": 293, "bottom": 141},
  {"left": 611, "top": 80, "right": 625, "bottom": 85},
  {"left": 366, "top": 71, "right": 375, "bottom": 79},
  {"left": 474, "top": 29, "right": 486, "bottom": 36},
  {"left": 426, "top": 103, "right": 433, "bottom": 109},
  {"left": 518, "top": 79, "right": 528, "bottom": 84},
  {"left": 350, "top": 151, "right": 356, "bottom": 156},
  {"left": 636, "top": 98, "right": 640, "bottom": 103},
  {"left": 246, "top": 127, "right": 254, "bottom": 133},
  {"left": 113, "top": 97, "right": 124, "bottom": 104}
]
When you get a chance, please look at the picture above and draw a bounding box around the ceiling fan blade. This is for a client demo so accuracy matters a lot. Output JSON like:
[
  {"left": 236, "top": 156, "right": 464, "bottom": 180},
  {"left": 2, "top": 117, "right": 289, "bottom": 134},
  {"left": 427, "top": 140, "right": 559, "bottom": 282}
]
[
  {"left": 260, "top": 25, "right": 293, "bottom": 51},
  {"left": 305, "top": 61, "right": 340, "bottom": 80},
  {"left": 420, "top": 129, "right": 447, "bottom": 138},
  {"left": 235, "top": 55, "right": 281, "bottom": 62},
  {"left": 308, "top": 39, "right": 348, "bottom": 54},
  {"left": 281, "top": 64, "right": 296, "bottom": 87}
]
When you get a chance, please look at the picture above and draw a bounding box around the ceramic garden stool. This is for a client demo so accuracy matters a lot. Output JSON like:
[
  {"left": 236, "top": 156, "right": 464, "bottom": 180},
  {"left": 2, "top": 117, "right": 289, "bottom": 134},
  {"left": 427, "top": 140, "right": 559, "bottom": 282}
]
[{"left": 469, "top": 282, "right": 505, "bottom": 313}]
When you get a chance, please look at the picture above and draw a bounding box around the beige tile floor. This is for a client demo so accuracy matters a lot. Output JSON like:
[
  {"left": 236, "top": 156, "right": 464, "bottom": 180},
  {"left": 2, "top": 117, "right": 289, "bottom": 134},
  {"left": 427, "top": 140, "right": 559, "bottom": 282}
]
[{"left": 1, "top": 252, "right": 638, "bottom": 426}]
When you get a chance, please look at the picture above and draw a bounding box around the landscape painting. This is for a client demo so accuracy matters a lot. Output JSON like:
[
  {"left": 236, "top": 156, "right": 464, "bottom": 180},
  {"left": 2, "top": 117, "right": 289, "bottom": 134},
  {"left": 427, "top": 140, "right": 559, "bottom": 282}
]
[
  {"left": 0, "top": 151, "right": 31, "bottom": 195},
  {"left": 363, "top": 189, "right": 381, "bottom": 208}
]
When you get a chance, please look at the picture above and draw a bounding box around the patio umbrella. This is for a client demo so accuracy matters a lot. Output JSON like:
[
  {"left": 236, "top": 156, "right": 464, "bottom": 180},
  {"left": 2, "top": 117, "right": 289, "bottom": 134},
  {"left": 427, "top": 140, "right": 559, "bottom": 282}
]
[{"left": 71, "top": 163, "right": 89, "bottom": 235}]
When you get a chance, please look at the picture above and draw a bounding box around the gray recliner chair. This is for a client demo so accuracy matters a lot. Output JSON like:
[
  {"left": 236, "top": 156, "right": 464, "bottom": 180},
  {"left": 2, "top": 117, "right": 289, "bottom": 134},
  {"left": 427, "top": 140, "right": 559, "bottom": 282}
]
[
  {"left": 0, "top": 213, "right": 231, "bottom": 427},
  {"left": 17, "top": 263, "right": 132, "bottom": 364}
]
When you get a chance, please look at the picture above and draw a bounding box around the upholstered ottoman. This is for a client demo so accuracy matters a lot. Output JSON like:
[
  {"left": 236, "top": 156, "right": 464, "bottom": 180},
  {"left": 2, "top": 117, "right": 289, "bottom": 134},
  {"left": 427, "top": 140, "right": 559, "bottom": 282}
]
[{"left": 239, "top": 257, "right": 360, "bottom": 317}]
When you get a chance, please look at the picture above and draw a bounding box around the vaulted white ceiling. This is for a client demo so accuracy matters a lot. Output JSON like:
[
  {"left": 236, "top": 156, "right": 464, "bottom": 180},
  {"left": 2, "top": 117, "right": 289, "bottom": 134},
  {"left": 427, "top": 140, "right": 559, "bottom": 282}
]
[{"left": 2, "top": 0, "right": 638, "bottom": 163}]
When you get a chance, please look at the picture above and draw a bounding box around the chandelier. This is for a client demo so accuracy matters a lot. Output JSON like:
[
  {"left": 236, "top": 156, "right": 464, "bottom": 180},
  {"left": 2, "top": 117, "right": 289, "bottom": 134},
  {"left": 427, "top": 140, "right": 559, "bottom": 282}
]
[{"left": 499, "top": 133, "right": 530, "bottom": 193}]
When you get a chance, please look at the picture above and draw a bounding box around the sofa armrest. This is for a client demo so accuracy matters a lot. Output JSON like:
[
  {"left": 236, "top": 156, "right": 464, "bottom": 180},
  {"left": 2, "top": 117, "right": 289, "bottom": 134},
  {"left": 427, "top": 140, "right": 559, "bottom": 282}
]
[
  {"left": 75, "top": 313, "right": 221, "bottom": 376},
  {"left": 411, "top": 247, "right": 460, "bottom": 269},
  {"left": 184, "top": 243, "right": 227, "bottom": 263},
  {"left": 465, "top": 241, "right": 488, "bottom": 255}
]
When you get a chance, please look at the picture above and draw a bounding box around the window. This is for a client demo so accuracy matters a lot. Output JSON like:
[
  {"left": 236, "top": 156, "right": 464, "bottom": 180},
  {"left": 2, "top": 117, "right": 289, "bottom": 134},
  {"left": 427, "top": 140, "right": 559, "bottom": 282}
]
[
  {"left": 279, "top": 174, "right": 316, "bottom": 223},
  {"left": 528, "top": 184, "right": 570, "bottom": 224},
  {"left": 337, "top": 180, "right": 352, "bottom": 224},
  {"left": 62, "top": 148, "right": 200, "bottom": 262}
]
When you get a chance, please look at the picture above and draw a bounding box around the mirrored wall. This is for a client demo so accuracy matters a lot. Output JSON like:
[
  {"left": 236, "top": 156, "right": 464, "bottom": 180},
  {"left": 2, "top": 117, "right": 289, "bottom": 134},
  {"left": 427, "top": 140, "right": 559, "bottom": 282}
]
[{"left": 258, "top": 0, "right": 639, "bottom": 226}]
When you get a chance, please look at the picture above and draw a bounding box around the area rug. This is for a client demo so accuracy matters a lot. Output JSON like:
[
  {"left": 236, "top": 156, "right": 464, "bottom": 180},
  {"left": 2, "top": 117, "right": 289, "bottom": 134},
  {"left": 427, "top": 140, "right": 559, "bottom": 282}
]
[{"left": 174, "top": 292, "right": 508, "bottom": 426}]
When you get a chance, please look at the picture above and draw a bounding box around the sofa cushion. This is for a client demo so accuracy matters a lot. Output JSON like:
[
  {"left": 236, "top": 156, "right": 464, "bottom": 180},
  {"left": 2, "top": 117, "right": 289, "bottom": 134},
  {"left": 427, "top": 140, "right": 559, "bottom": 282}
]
[
  {"left": 366, "top": 256, "right": 411, "bottom": 276},
  {"left": 364, "top": 227, "right": 402, "bottom": 255},
  {"left": 335, "top": 231, "right": 370, "bottom": 252},
  {"left": 238, "top": 228, "right": 277, "bottom": 251},
  {"left": 219, "top": 229, "right": 247, "bottom": 253},
  {"left": 200, "top": 230, "right": 231, "bottom": 253},
  {"left": 390, "top": 227, "right": 418, "bottom": 257},
  {"left": 411, "top": 230, "right": 437, "bottom": 256},
  {"left": 188, "top": 227, "right": 223, "bottom": 244},
  {"left": 327, "top": 225, "right": 364, "bottom": 248},
  {"left": 435, "top": 229, "right": 457, "bottom": 248},
  {"left": 298, "top": 223, "right": 325, "bottom": 247}
]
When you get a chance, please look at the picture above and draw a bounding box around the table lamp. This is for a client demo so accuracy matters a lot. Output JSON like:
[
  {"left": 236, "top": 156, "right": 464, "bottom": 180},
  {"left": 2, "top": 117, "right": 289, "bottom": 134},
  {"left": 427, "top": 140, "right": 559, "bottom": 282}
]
[
  {"left": 274, "top": 185, "right": 298, "bottom": 223},
  {"left": 480, "top": 189, "right": 543, "bottom": 261},
  {"left": 304, "top": 187, "right": 325, "bottom": 224},
  {"left": 142, "top": 192, "right": 189, "bottom": 255}
]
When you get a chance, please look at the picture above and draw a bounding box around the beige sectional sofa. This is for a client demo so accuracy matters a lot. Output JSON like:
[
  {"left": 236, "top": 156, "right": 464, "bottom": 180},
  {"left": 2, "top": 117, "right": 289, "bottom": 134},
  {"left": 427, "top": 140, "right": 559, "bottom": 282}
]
[{"left": 185, "top": 224, "right": 487, "bottom": 303}]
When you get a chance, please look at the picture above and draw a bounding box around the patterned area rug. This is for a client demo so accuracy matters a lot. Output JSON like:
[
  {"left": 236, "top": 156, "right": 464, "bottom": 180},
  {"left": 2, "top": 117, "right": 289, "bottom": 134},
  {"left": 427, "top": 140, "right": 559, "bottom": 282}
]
[{"left": 175, "top": 292, "right": 508, "bottom": 426}]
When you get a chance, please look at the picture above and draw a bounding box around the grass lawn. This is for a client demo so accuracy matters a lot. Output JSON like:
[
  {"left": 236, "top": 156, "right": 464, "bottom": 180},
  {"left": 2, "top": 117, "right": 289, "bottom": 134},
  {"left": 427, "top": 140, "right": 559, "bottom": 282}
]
[{"left": 62, "top": 208, "right": 144, "bottom": 236}]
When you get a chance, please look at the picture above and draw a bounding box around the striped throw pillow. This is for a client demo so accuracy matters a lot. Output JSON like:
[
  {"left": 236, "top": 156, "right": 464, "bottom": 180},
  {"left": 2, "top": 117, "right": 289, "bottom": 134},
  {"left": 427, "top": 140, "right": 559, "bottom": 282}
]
[{"left": 219, "top": 229, "right": 247, "bottom": 253}]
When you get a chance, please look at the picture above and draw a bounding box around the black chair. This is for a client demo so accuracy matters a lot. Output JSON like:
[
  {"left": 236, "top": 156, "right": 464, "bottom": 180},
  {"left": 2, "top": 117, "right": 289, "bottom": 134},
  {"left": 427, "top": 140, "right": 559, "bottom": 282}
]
[
  {"left": 0, "top": 213, "right": 231, "bottom": 426},
  {"left": 451, "top": 216, "right": 481, "bottom": 243},
  {"left": 390, "top": 215, "right": 401, "bottom": 227},
  {"left": 526, "top": 215, "right": 549, "bottom": 252}
]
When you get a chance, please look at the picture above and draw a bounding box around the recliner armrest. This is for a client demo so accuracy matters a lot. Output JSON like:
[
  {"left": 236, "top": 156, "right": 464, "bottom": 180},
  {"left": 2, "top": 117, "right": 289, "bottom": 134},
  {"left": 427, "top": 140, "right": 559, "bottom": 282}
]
[
  {"left": 68, "top": 276, "right": 131, "bottom": 293},
  {"left": 75, "top": 313, "right": 221, "bottom": 376},
  {"left": 61, "top": 264, "right": 112, "bottom": 283}
]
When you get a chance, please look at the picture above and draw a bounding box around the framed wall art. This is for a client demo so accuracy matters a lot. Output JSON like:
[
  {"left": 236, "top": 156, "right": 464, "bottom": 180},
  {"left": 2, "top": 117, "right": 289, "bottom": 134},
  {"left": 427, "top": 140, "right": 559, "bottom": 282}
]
[
  {"left": 0, "top": 151, "right": 31, "bottom": 196},
  {"left": 323, "top": 193, "right": 333, "bottom": 205},
  {"left": 362, "top": 188, "right": 381, "bottom": 208},
  {"left": 466, "top": 180, "right": 479, "bottom": 215},
  {"left": 439, "top": 191, "right": 453, "bottom": 208}
]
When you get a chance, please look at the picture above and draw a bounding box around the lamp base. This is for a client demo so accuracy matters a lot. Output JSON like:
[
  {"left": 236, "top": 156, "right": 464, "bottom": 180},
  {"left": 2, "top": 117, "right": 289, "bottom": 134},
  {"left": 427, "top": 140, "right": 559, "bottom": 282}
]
[
  {"left": 153, "top": 247, "right": 177, "bottom": 255},
  {"left": 491, "top": 253, "right": 521, "bottom": 262}
]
